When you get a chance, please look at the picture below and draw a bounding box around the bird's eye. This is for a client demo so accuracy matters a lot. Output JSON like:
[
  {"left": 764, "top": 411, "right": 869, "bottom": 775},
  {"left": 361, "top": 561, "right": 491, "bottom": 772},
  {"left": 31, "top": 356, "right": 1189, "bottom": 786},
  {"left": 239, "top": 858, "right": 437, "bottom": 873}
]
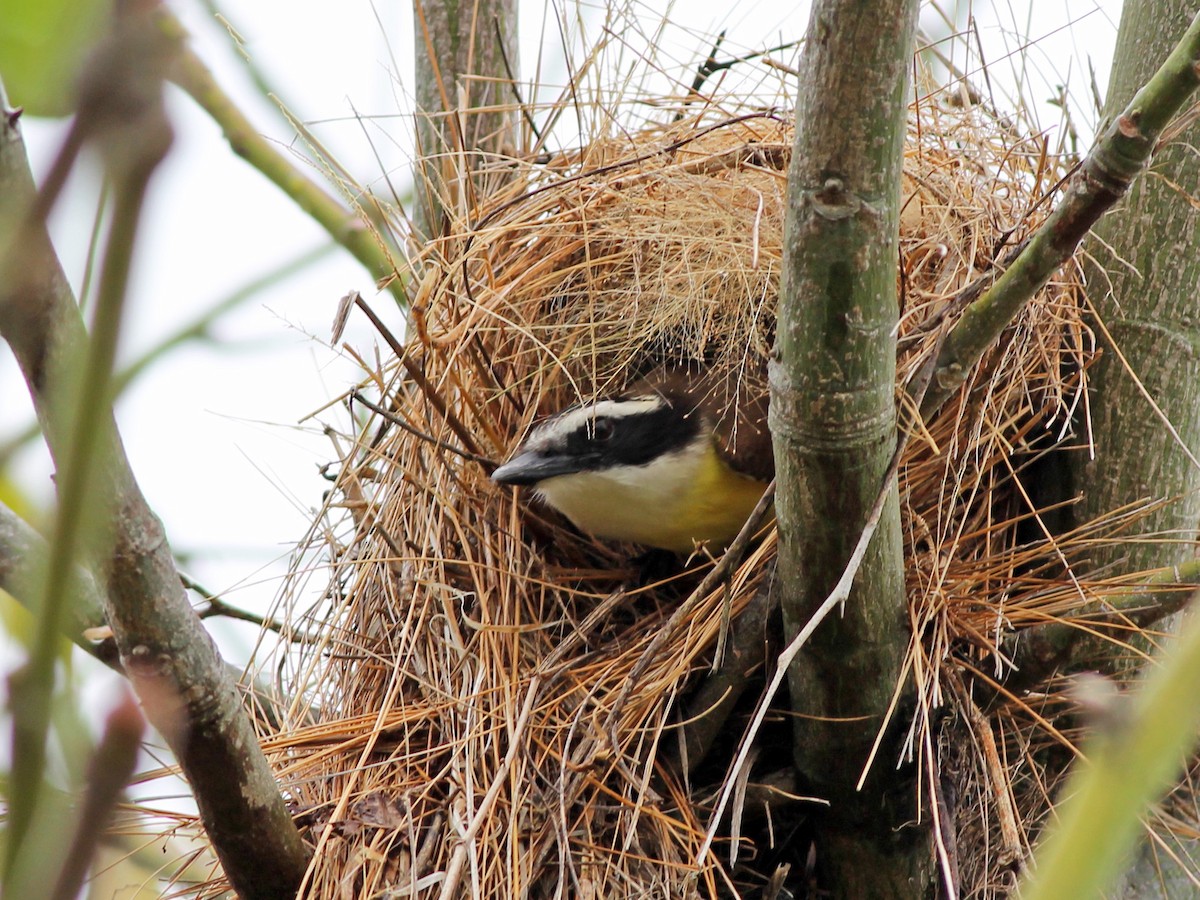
[{"left": 592, "top": 417, "right": 615, "bottom": 442}]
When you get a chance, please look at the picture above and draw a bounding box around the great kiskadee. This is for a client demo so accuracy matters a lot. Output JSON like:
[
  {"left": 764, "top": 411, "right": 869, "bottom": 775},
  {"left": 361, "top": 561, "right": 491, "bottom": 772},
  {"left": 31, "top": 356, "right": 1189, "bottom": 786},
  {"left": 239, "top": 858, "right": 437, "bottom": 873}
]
[{"left": 491, "top": 370, "right": 773, "bottom": 553}]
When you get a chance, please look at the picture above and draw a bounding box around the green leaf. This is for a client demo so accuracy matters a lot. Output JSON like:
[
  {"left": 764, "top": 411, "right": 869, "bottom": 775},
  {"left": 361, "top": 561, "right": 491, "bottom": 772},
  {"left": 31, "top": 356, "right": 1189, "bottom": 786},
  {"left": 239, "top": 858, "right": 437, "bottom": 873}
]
[{"left": 0, "top": 0, "right": 109, "bottom": 117}]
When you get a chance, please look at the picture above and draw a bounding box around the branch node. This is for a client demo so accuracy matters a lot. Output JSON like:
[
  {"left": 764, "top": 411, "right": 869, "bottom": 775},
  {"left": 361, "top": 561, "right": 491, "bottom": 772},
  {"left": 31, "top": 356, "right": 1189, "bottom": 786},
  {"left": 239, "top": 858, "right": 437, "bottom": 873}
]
[{"left": 1116, "top": 112, "right": 1142, "bottom": 138}]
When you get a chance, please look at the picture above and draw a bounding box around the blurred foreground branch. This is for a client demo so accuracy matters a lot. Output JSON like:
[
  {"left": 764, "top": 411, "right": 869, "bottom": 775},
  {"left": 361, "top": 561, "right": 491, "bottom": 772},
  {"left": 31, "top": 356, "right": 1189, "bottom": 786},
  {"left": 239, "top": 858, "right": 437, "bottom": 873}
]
[{"left": 0, "top": 8, "right": 306, "bottom": 898}]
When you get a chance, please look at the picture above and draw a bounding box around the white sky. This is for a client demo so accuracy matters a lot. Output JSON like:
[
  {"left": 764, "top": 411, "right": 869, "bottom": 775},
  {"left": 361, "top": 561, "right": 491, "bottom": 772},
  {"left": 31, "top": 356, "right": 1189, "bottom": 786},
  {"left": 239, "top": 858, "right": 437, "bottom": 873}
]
[{"left": 2, "top": 0, "right": 1123, "bottom": 678}]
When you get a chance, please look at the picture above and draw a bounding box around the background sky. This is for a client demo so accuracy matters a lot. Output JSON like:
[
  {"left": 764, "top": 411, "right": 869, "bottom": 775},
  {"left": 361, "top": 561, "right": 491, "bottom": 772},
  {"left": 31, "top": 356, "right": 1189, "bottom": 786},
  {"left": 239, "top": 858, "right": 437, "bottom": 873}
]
[{"left": 1, "top": 0, "right": 1124, "bottom": 678}]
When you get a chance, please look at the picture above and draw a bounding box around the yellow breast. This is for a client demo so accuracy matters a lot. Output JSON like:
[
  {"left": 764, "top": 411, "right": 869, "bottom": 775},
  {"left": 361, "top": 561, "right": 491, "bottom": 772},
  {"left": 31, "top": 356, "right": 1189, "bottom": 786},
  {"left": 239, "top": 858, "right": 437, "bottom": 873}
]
[{"left": 534, "top": 438, "right": 770, "bottom": 553}]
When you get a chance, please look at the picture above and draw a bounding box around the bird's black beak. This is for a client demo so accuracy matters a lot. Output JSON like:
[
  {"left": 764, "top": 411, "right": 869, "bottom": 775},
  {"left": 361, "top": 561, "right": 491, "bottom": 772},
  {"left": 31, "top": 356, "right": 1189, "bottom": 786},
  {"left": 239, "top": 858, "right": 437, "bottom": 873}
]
[{"left": 491, "top": 450, "right": 585, "bottom": 486}]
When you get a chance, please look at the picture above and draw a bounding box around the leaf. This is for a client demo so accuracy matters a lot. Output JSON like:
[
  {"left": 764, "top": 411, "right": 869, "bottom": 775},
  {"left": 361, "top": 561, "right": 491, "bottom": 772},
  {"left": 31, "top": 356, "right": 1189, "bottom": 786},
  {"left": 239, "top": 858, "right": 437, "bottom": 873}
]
[{"left": 0, "top": 0, "right": 109, "bottom": 117}]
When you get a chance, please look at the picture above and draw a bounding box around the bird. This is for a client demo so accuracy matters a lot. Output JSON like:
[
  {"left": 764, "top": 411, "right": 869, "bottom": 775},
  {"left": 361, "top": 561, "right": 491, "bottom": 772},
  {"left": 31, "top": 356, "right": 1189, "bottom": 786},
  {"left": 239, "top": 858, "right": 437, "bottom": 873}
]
[{"left": 491, "top": 368, "right": 773, "bottom": 553}]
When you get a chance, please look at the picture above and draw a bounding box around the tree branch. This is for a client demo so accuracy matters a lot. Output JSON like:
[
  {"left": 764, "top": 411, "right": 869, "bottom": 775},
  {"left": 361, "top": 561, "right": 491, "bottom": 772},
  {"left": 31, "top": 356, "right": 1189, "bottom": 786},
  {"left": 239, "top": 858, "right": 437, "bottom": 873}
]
[
  {"left": 1006, "top": 559, "right": 1200, "bottom": 695},
  {"left": 0, "top": 9, "right": 306, "bottom": 897},
  {"left": 919, "top": 9, "right": 1200, "bottom": 420},
  {"left": 0, "top": 501, "right": 120, "bottom": 670},
  {"left": 0, "top": 501, "right": 303, "bottom": 733}
]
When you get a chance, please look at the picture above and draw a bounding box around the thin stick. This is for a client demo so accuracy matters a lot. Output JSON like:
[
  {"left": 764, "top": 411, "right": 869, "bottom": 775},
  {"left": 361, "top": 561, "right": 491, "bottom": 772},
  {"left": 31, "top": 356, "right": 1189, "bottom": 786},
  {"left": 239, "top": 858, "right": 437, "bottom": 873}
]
[{"left": 351, "top": 390, "right": 497, "bottom": 468}]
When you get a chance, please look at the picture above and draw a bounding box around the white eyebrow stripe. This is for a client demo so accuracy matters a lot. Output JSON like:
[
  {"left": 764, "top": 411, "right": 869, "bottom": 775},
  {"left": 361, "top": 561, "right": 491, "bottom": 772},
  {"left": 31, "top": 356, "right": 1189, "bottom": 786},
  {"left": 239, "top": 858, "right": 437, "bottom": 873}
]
[{"left": 528, "top": 396, "right": 666, "bottom": 445}]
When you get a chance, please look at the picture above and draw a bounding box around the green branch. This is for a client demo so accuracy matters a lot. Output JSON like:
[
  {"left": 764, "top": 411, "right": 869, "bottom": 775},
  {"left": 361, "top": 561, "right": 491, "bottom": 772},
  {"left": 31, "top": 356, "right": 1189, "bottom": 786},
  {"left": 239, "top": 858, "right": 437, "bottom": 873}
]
[
  {"left": 2, "top": 8, "right": 175, "bottom": 868},
  {"left": 770, "top": 0, "right": 925, "bottom": 893},
  {"left": 1007, "top": 559, "right": 1200, "bottom": 693},
  {"left": 0, "top": 10, "right": 307, "bottom": 894},
  {"left": 0, "top": 501, "right": 118, "bottom": 668},
  {"left": 919, "top": 10, "right": 1200, "bottom": 419},
  {"left": 164, "top": 14, "right": 407, "bottom": 305}
]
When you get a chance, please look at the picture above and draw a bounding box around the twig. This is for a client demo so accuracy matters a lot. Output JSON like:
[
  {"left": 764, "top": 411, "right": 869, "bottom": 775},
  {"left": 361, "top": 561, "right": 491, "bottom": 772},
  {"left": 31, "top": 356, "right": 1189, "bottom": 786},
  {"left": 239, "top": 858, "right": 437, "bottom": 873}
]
[
  {"left": 351, "top": 293, "right": 487, "bottom": 459},
  {"left": 675, "top": 33, "right": 803, "bottom": 120},
  {"left": 0, "top": 243, "right": 331, "bottom": 465},
  {"left": 199, "top": 0, "right": 299, "bottom": 128},
  {"left": 606, "top": 481, "right": 777, "bottom": 730},
  {"left": 183, "top": 573, "right": 288, "bottom": 634},
  {"left": 167, "top": 15, "right": 406, "bottom": 306},
  {"left": 495, "top": 16, "right": 541, "bottom": 142},
  {"left": 1007, "top": 558, "right": 1200, "bottom": 693}
]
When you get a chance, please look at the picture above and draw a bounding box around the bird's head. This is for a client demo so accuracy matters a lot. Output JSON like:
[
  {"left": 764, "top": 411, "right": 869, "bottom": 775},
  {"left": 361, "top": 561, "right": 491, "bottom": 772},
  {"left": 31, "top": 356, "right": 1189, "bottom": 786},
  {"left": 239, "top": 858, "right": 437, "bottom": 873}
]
[{"left": 492, "top": 386, "right": 769, "bottom": 552}]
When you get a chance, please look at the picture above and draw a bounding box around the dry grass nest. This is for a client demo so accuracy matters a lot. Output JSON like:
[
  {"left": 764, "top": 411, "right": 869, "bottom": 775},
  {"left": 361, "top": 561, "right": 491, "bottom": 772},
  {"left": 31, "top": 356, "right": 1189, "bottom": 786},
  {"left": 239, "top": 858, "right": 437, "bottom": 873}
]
[{"left": 232, "top": 92, "right": 1179, "bottom": 899}]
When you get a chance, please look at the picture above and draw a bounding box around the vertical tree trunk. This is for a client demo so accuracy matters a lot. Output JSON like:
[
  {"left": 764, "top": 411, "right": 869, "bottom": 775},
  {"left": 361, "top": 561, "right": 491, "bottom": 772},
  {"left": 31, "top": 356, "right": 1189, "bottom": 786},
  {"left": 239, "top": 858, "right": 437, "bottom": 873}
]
[
  {"left": 1060, "top": 1, "right": 1200, "bottom": 894},
  {"left": 412, "top": 0, "right": 519, "bottom": 242},
  {"left": 1070, "top": 0, "right": 1200, "bottom": 575},
  {"left": 770, "top": 0, "right": 927, "bottom": 895}
]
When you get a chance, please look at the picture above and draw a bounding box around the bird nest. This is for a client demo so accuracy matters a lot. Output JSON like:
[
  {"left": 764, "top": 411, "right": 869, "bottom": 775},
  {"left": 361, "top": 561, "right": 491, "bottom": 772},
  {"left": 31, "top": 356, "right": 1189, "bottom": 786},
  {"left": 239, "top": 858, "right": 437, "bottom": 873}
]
[{"left": 248, "top": 90, "right": 1121, "bottom": 898}]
